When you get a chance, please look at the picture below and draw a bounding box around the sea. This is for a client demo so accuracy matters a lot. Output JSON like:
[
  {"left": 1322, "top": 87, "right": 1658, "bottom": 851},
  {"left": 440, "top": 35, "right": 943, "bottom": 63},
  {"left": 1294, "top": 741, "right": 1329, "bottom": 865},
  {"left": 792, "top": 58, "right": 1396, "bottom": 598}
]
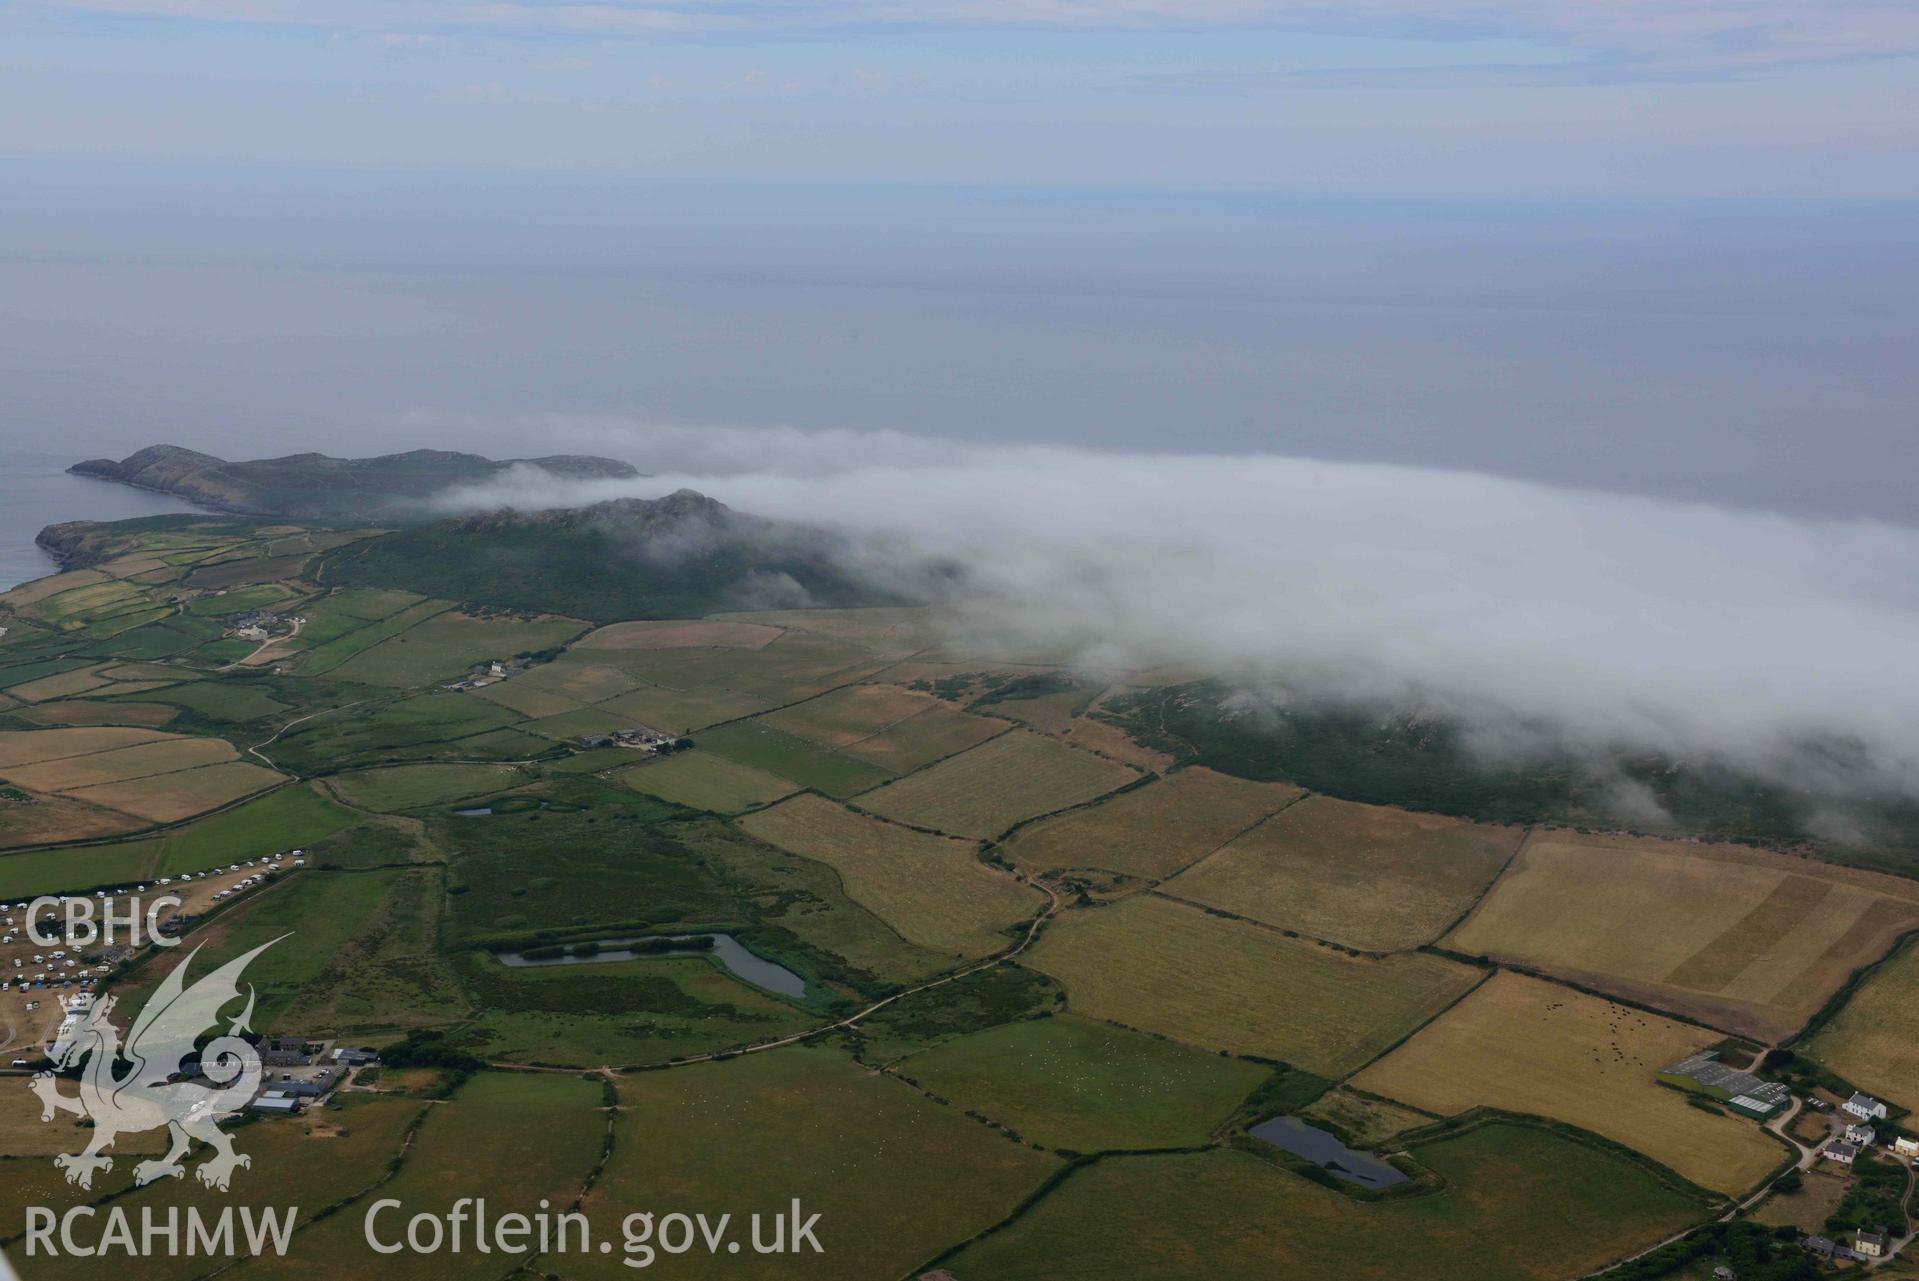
[{"left": 0, "top": 447, "right": 208, "bottom": 591}]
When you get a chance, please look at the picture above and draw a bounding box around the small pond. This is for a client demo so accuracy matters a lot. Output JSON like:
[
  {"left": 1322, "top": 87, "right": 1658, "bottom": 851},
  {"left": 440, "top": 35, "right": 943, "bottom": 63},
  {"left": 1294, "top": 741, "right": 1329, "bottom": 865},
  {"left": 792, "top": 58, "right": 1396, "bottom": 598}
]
[
  {"left": 495, "top": 933, "right": 807, "bottom": 999},
  {"left": 1247, "top": 1115, "right": 1408, "bottom": 1188}
]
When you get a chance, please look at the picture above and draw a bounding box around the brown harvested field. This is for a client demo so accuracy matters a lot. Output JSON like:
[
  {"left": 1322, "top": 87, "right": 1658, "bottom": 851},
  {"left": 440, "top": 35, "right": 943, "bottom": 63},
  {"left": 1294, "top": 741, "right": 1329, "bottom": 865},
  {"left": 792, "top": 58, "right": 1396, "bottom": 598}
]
[
  {"left": 855, "top": 729, "right": 1141, "bottom": 839},
  {"left": 0, "top": 791, "right": 146, "bottom": 847},
  {"left": 1165, "top": 798, "right": 1523, "bottom": 950},
  {"left": 1351, "top": 972, "right": 1784, "bottom": 1195},
  {"left": 66, "top": 761, "right": 283, "bottom": 822},
  {"left": 1, "top": 736, "right": 237, "bottom": 792},
  {"left": 575, "top": 619, "right": 787, "bottom": 650},
  {"left": 1046, "top": 713, "right": 1174, "bottom": 770},
  {"left": 1805, "top": 937, "right": 1919, "bottom": 1114},
  {"left": 760, "top": 683, "right": 942, "bottom": 747},
  {"left": 6, "top": 664, "right": 118, "bottom": 702},
  {"left": 11, "top": 700, "right": 180, "bottom": 728},
  {"left": 725, "top": 604, "right": 938, "bottom": 646},
  {"left": 1023, "top": 893, "right": 1482, "bottom": 1076},
  {"left": 1446, "top": 832, "right": 1919, "bottom": 1040},
  {"left": 740, "top": 794, "right": 1043, "bottom": 958},
  {"left": 971, "top": 686, "right": 1175, "bottom": 769},
  {"left": 617, "top": 752, "right": 800, "bottom": 814},
  {"left": 1004, "top": 767, "right": 1302, "bottom": 879},
  {"left": 0, "top": 726, "right": 179, "bottom": 768}
]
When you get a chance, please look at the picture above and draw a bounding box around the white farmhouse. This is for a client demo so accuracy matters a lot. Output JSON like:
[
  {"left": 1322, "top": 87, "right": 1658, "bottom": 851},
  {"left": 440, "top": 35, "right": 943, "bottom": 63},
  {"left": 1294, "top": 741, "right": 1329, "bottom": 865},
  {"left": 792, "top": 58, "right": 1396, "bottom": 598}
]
[{"left": 1843, "top": 1092, "right": 1889, "bottom": 1121}]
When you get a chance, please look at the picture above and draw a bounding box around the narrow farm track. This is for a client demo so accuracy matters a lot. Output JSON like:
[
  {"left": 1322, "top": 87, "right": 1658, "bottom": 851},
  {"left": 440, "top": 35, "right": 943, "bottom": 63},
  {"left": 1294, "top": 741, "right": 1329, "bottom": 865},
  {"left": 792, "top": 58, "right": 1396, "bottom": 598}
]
[{"left": 245, "top": 699, "right": 369, "bottom": 770}]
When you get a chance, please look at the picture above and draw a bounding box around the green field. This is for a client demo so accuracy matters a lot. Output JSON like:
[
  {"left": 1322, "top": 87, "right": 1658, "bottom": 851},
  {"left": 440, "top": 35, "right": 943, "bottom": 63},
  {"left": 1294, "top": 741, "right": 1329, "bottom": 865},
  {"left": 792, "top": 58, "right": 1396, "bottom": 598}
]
[
  {"left": 126, "top": 679, "right": 292, "bottom": 722},
  {"left": 326, "top": 762, "right": 533, "bottom": 811},
  {"left": 298, "top": 598, "right": 451, "bottom": 676},
  {"left": 440, "top": 788, "right": 733, "bottom": 947},
  {"left": 118, "top": 867, "right": 455, "bottom": 1031},
  {"left": 151, "top": 781, "right": 359, "bottom": 875},
  {"left": 457, "top": 953, "right": 818, "bottom": 1066},
  {"left": 570, "top": 1046, "right": 1061, "bottom": 1281},
  {"left": 222, "top": 1072, "right": 606, "bottom": 1281},
  {"left": 941, "top": 1123, "right": 1706, "bottom": 1280},
  {"left": 284, "top": 587, "right": 427, "bottom": 648},
  {"left": 855, "top": 729, "right": 1142, "bottom": 839},
  {"left": 18, "top": 1095, "right": 427, "bottom": 1281},
  {"left": 181, "top": 581, "right": 300, "bottom": 616},
  {"left": 0, "top": 835, "right": 164, "bottom": 897},
  {"left": 1024, "top": 893, "right": 1482, "bottom": 1076},
  {"left": 616, "top": 750, "right": 800, "bottom": 813},
  {"left": 325, "top": 613, "right": 585, "bottom": 687},
  {"left": 695, "top": 720, "right": 895, "bottom": 798},
  {"left": 270, "top": 692, "right": 525, "bottom": 768},
  {"left": 894, "top": 1014, "right": 1272, "bottom": 1152}
]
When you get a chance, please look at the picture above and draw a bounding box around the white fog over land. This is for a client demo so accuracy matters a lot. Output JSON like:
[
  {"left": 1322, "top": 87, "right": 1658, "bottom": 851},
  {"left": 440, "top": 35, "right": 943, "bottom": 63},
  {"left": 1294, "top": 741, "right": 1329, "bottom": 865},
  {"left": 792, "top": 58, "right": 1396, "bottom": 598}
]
[{"left": 430, "top": 425, "right": 1919, "bottom": 797}]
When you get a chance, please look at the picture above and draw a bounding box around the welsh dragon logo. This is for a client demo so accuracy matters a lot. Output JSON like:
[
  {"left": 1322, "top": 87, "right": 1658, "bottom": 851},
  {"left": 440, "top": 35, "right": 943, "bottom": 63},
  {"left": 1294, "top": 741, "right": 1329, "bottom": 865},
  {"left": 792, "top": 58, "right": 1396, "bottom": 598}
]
[{"left": 30, "top": 939, "right": 282, "bottom": 1192}]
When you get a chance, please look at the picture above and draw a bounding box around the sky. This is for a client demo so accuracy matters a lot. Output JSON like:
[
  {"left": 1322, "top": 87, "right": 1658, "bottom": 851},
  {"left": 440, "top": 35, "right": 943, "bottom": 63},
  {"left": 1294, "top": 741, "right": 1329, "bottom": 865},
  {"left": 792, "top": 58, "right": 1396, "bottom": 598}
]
[
  {"left": 2, "top": 1, "right": 1915, "bottom": 527},
  {"left": 3, "top": 1, "right": 1919, "bottom": 195}
]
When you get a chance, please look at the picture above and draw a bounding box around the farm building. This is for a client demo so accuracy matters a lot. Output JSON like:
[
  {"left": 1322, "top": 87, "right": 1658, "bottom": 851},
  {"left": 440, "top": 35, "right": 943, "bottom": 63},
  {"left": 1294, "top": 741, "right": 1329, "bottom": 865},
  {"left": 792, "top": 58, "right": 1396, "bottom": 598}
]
[
  {"left": 1660, "top": 1051, "right": 1789, "bottom": 1117},
  {"left": 1843, "top": 1092, "right": 1889, "bottom": 1122},
  {"left": 261, "top": 1034, "right": 314, "bottom": 1068},
  {"left": 1726, "top": 1086, "right": 1791, "bottom": 1120},
  {"left": 1800, "top": 1235, "right": 1836, "bottom": 1260},
  {"left": 249, "top": 1094, "right": 302, "bottom": 1115}
]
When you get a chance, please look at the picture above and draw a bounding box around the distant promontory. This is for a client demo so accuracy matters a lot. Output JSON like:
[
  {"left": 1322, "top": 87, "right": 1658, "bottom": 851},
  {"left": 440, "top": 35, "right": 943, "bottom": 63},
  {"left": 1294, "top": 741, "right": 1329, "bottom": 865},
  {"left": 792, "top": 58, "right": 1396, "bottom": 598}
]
[{"left": 70, "top": 444, "right": 639, "bottom": 522}]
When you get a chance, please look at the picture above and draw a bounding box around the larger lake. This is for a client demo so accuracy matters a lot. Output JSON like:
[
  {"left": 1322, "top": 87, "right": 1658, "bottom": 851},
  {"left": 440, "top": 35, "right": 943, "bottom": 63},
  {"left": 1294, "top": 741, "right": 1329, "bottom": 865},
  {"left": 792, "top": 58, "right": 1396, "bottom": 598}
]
[
  {"left": 0, "top": 448, "right": 209, "bottom": 591},
  {"left": 495, "top": 933, "right": 807, "bottom": 1000},
  {"left": 1248, "top": 1115, "right": 1408, "bottom": 1189}
]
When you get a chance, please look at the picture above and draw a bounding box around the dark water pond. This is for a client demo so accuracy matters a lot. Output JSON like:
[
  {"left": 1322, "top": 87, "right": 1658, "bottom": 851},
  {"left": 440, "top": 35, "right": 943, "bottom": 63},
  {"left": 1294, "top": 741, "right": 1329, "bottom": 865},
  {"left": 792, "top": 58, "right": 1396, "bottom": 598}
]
[
  {"left": 1248, "top": 1115, "right": 1408, "bottom": 1188},
  {"left": 495, "top": 933, "right": 806, "bottom": 999}
]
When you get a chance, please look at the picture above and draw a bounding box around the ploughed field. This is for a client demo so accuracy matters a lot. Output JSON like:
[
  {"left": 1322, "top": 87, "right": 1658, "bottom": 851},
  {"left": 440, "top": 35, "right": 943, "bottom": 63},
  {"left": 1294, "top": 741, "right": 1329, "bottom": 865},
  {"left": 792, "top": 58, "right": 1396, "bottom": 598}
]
[{"left": 0, "top": 513, "right": 1911, "bottom": 1277}]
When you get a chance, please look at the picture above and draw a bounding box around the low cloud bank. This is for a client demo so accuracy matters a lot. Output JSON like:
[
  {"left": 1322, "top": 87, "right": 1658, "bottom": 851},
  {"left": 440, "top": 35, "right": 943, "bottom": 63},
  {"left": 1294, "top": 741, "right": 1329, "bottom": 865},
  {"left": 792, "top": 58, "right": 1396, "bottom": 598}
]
[{"left": 432, "top": 425, "right": 1919, "bottom": 799}]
